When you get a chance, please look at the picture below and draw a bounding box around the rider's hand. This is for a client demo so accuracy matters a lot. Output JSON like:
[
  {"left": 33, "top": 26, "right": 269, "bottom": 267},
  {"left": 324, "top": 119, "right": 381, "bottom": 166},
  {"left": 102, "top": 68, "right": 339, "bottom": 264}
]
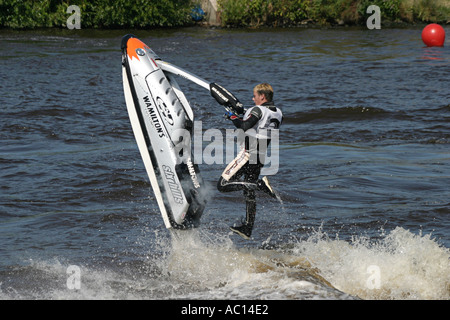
[{"left": 225, "top": 111, "right": 239, "bottom": 120}]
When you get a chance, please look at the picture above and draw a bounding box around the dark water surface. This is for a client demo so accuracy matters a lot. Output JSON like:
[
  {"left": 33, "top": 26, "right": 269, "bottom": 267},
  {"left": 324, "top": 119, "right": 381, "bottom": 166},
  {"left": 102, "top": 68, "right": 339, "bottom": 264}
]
[{"left": 0, "top": 26, "right": 449, "bottom": 300}]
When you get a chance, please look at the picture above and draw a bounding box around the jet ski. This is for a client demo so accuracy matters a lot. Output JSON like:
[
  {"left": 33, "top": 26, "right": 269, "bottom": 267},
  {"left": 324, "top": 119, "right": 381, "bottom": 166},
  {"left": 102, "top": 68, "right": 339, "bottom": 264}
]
[{"left": 121, "top": 34, "right": 242, "bottom": 229}]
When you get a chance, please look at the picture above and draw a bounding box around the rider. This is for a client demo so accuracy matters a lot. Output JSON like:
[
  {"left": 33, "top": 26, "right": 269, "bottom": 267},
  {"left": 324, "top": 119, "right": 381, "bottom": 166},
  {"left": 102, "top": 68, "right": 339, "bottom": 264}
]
[{"left": 211, "top": 83, "right": 283, "bottom": 239}]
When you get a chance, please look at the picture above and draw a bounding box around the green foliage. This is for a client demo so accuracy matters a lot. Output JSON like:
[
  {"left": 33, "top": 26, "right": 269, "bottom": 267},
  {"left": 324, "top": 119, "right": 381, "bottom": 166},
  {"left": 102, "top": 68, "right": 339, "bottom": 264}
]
[
  {"left": 300, "top": 0, "right": 403, "bottom": 24},
  {"left": 357, "top": 0, "right": 402, "bottom": 21},
  {"left": 219, "top": 0, "right": 450, "bottom": 27},
  {"left": 218, "top": 0, "right": 248, "bottom": 26},
  {"left": 272, "top": 0, "right": 309, "bottom": 25},
  {"left": 410, "top": 0, "right": 450, "bottom": 22},
  {"left": 1, "top": 0, "right": 448, "bottom": 29},
  {"left": 219, "top": 0, "right": 309, "bottom": 27},
  {"left": 0, "top": 0, "right": 195, "bottom": 29}
]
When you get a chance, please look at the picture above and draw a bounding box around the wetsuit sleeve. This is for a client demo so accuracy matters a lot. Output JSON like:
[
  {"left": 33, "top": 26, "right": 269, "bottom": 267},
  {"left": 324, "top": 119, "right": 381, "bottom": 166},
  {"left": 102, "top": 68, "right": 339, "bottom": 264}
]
[{"left": 231, "top": 107, "right": 262, "bottom": 131}]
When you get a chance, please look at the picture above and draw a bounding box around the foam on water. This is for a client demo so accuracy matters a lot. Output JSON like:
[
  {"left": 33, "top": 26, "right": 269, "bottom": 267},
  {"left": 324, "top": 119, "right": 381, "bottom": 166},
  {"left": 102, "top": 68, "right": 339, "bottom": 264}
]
[
  {"left": 165, "top": 226, "right": 449, "bottom": 300},
  {"left": 291, "top": 226, "right": 450, "bottom": 300},
  {"left": 165, "top": 228, "right": 351, "bottom": 299},
  {"left": 0, "top": 225, "right": 447, "bottom": 300}
]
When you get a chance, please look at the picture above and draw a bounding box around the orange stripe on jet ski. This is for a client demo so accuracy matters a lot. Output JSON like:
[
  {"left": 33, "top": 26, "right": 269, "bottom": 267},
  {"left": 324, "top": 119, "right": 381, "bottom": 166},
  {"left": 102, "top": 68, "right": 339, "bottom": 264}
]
[{"left": 126, "top": 37, "right": 149, "bottom": 61}]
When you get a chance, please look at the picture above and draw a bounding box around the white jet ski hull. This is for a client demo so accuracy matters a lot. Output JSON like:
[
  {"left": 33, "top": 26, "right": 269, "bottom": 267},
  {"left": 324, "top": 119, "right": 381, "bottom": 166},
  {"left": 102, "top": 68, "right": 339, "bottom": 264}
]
[{"left": 121, "top": 34, "right": 205, "bottom": 229}]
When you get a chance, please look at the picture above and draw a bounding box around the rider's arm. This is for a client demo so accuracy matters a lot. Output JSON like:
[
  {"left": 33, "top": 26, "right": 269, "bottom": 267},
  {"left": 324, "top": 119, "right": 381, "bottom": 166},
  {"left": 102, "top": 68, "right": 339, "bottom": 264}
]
[{"left": 230, "top": 107, "right": 262, "bottom": 131}]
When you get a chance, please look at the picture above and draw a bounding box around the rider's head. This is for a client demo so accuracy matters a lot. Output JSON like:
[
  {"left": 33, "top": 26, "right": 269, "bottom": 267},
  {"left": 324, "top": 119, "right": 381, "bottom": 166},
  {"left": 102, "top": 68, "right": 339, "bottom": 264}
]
[{"left": 253, "top": 83, "right": 273, "bottom": 105}]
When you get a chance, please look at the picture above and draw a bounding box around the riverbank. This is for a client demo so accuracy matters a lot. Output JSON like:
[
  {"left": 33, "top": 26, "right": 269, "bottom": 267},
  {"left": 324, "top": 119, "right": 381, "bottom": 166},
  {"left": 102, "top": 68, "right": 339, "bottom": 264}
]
[
  {"left": 0, "top": 0, "right": 448, "bottom": 29},
  {"left": 218, "top": 0, "right": 450, "bottom": 28},
  {"left": 0, "top": 0, "right": 194, "bottom": 29}
]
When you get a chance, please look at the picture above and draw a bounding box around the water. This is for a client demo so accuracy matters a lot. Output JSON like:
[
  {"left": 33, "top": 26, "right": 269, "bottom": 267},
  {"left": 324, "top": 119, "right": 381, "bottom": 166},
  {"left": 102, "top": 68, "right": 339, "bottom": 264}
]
[{"left": 0, "top": 26, "right": 449, "bottom": 300}]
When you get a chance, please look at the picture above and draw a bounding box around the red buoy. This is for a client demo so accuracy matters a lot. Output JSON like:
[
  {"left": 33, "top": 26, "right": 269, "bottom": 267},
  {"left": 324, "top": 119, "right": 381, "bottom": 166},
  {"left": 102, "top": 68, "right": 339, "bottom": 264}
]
[{"left": 421, "top": 24, "right": 445, "bottom": 47}]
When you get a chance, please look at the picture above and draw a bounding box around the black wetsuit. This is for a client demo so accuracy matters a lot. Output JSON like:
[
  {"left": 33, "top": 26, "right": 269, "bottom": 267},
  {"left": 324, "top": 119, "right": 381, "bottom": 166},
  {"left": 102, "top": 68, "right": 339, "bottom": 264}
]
[{"left": 217, "top": 102, "right": 283, "bottom": 232}]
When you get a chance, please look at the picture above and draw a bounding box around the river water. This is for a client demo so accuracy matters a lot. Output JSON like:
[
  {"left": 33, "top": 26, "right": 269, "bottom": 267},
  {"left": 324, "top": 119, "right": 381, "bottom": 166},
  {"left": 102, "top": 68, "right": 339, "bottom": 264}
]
[{"left": 0, "top": 26, "right": 449, "bottom": 301}]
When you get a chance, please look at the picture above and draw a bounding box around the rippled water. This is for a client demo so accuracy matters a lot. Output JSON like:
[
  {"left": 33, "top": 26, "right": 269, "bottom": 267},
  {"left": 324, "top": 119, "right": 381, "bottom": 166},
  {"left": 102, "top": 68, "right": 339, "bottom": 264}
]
[{"left": 0, "top": 26, "right": 449, "bottom": 300}]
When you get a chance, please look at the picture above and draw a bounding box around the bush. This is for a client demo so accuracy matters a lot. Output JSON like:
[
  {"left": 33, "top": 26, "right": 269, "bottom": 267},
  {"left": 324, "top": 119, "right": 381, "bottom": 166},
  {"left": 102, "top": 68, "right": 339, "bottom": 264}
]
[
  {"left": 0, "top": 0, "right": 195, "bottom": 29},
  {"left": 219, "top": 0, "right": 308, "bottom": 27},
  {"left": 218, "top": 0, "right": 450, "bottom": 27},
  {"left": 1, "top": 0, "right": 448, "bottom": 29},
  {"left": 410, "top": 0, "right": 450, "bottom": 23}
]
